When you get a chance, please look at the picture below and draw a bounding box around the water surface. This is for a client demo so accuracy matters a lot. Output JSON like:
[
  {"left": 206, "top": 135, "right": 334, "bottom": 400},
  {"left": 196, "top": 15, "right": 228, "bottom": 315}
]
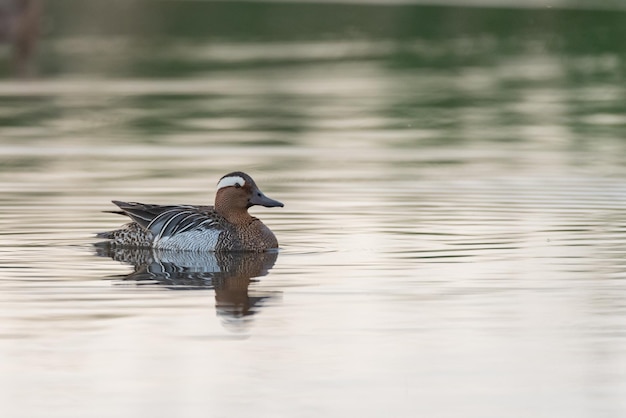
[{"left": 1, "top": 2, "right": 626, "bottom": 417}]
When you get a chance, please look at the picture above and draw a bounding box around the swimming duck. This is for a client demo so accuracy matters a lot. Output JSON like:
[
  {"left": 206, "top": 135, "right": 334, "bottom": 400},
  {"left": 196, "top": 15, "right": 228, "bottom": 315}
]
[{"left": 97, "top": 172, "right": 283, "bottom": 252}]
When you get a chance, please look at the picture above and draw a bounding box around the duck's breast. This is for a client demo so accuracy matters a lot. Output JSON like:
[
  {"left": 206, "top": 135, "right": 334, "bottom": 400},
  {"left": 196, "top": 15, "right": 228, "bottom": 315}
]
[{"left": 231, "top": 219, "right": 278, "bottom": 251}]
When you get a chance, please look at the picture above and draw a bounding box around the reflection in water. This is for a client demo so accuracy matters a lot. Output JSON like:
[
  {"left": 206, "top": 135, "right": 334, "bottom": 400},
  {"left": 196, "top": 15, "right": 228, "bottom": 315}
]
[
  {"left": 95, "top": 244, "right": 279, "bottom": 326},
  {"left": 0, "top": 0, "right": 40, "bottom": 76}
]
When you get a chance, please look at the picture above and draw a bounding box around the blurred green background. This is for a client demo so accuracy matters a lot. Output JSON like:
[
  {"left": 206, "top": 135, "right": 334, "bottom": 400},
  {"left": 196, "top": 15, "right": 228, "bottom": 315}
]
[
  {"left": 32, "top": 1, "right": 626, "bottom": 77},
  {"left": 1, "top": 0, "right": 624, "bottom": 148}
]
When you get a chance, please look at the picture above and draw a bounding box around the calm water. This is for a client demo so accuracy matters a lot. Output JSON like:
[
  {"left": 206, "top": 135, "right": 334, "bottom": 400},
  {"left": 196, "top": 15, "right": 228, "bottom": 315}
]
[{"left": 1, "top": 2, "right": 626, "bottom": 417}]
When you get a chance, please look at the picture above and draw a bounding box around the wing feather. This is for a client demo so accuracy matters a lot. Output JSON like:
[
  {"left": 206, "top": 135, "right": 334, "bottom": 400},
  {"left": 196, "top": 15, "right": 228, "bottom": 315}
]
[{"left": 111, "top": 201, "right": 222, "bottom": 242}]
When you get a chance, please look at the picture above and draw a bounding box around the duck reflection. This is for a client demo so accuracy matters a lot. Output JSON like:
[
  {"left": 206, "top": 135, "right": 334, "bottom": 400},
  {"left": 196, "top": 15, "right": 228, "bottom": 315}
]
[{"left": 95, "top": 244, "right": 279, "bottom": 324}]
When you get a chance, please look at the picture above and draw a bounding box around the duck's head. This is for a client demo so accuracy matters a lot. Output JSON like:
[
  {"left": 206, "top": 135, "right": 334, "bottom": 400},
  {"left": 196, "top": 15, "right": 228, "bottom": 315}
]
[{"left": 215, "top": 172, "right": 284, "bottom": 216}]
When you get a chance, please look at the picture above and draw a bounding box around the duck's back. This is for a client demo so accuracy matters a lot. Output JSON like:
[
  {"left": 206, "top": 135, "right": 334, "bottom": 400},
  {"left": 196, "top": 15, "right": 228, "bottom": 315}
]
[
  {"left": 98, "top": 202, "right": 224, "bottom": 250},
  {"left": 98, "top": 201, "right": 278, "bottom": 252}
]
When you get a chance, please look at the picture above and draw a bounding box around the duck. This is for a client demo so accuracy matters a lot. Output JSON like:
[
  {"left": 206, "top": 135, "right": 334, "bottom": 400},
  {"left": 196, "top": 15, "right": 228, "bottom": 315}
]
[{"left": 97, "top": 171, "right": 283, "bottom": 252}]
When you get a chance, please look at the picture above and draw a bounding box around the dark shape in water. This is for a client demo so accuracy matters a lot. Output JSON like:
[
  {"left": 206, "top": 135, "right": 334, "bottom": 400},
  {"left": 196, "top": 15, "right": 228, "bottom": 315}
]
[
  {"left": 95, "top": 243, "right": 280, "bottom": 325},
  {"left": 0, "top": 0, "right": 41, "bottom": 76}
]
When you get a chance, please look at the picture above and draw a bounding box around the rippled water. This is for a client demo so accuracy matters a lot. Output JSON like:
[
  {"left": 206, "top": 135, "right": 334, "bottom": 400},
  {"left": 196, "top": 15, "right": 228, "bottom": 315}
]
[{"left": 1, "top": 2, "right": 626, "bottom": 417}]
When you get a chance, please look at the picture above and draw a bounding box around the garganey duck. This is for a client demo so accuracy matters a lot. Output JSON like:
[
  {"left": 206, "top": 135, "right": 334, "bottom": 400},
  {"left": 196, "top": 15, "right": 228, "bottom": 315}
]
[{"left": 97, "top": 172, "right": 283, "bottom": 252}]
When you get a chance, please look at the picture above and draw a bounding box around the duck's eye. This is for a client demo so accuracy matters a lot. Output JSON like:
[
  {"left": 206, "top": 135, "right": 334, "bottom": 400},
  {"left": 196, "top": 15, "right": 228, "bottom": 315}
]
[{"left": 235, "top": 183, "right": 242, "bottom": 189}]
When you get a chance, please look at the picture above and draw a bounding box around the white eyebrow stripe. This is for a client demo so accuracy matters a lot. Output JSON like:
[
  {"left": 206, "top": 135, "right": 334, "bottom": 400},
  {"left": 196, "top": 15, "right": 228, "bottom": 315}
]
[{"left": 216, "top": 176, "right": 245, "bottom": 190}]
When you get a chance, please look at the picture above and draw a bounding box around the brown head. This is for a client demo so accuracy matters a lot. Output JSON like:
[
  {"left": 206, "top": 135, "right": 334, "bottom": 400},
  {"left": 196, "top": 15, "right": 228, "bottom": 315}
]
[{"left": 214, "top": 172, "right": 284, "bottom": 224}]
